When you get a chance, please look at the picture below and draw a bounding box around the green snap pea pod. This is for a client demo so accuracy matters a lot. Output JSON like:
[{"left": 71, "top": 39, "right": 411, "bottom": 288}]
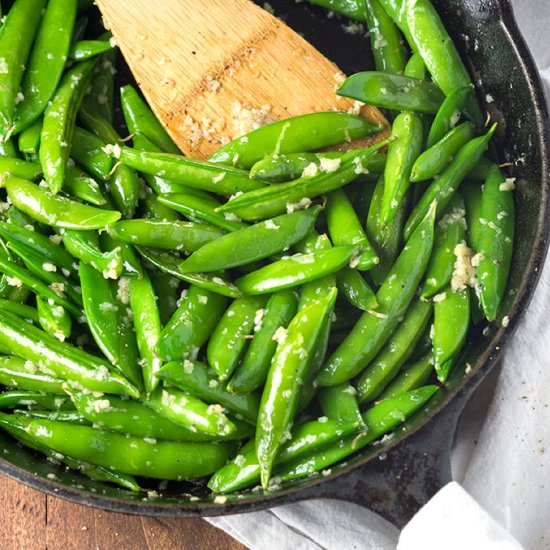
[
  {"left": 0, "top": 0, "right": 47, "bottom": 133},
  {"left": 209, "top": 112, "right": 383, "bottom": 169},
  {"left": 13, "top": 0, "right": 77, "bottom": 134},
  {"left": 0, "top": 299, "right": 39, "bottom": 323},
  {"left": 476, "top": 165, "right": 515, "bottom": 321},
  {"left": 0, "top": 356, "right": 65, "bottom": 394},
  {"left": 18, "top": 117, "right": 42, "bottom": 154},
  {"left": 158, "top": 193, "right": 248, "bottom": 232},
  {"left": 426, "top": 87, "right": 475, "bottom": 148},
  {"left": 0, "top": 156, "right": 42, "bottom": 180},
  {"left": 365, "top": 0, "right": 407, "bottom": 75},
  {"left": 158, "top": 360, "right": 261, "bottom": 424},
  {"left": 235, "top": 246, "right": 358, "bottom": 295},
  {"left": 62, "top": 230, "right": 123, "bottom": 279},
  {"left": 36, "top": 296, "right": 72, "bottom": 342},
  {"left": 207, "top": 295, "right": 267, "bottom": 382},
  {"left": 143, "top": 194, "right": 181, "bottom": 222},
  {"left": 219, "top": 141, "right": 389, "bottom": 221},
  {"left": 421, "top": 194, "right": 466, "bottom": 298},
  {"left": 150, "top": 271, "right": 179, "bottom": 325},
  {"left": 0, "top": 256, "right": 81, "bottom": 317},
  {"left": 412, "top": 122, "right": 477, "bottom": 182},
  {"left": 69, "top": 39, "right": 112, "bottom": 62},
  {"left": 71, "top": 126, "right": 113, "bottom": 180},
  {"left": 40, "top": 59, "right": 97, "bottom": 193},
  {"left": 0, "top": 309, "right": 139, "bottom": 397},
  {"left": 158, "top": 285, "right": 228, "bottom": 362},
  {"left": 317, "top": 383, "right": 364, "bottom": 426},
  {"left": 118, "top": 146, "right": 264, "bottom": 196},
  {"left": 5, "top": 206, "right": 38, "bottom": 230},
  {"left": 356, "top": 297, "right": 433, "bottom": 403},
  {"left": 404, "top": 124, "right": 496, "bottom": 240},
  {"left": 228, "top": 289, "right": 299, "bottom": 394},
  {"left": 279, "top": 386, "right": 438, "bottom": 482},
  {"left": 378, "top": 353, "right": 433, "bottom": 400},
  {"left": 404, "top": 53, "right": 427, "bottom": 80},
  {"left": 208, "top": 417, "right": 358, "bottom": 493},
  {"left": 256, "top": 287, "right": 338, "bottom": 487},
  {"left": 318, "top": 202, "right": 436, "bottom": 386},
  {"left": 6, "top": 413, "right": 236, "bottom": 480},
  {"left": 72, "top": 14, "right": 89, "bottom": 42},
  {"left": 0, "top": 412, "right": 141, "bottom": 491},
  {"left": 16, "top": 409, "right": 89, "bottom": 424},
  {"left": 366, "top": 174, "right": 408, "bottom": 286},
  {"left": 0, "top": 222, "right": 74, "bottom": 270},
  {"left": 462, "top": 181, "right": 482, "bottom": 250},
  {"left": 107, "top": 219, "right": 224, "bottom": 252},
  {"left": 338, "top": 73, "right": 444, "bottom": 114},
  {"left": 100, "top": 226, "right": 144, "bottom": 279},
  {"left": 326, "top": 189, "right": 378, "bottom": 270},
  {"left": 0, "top": 138, "right": 18, "bottom": 158},
  {"left": 128, "top": 272, "right": 162, "bottom": 393},
  {"left": 433, "top": 287, "right": 470, "bottom": 381},
  {"left": 64, "top": 166, "right": 107, "bottom": 206},
  {"left": 302, "top": 0, "right": 367, "bottom": 21},
  {"left": 468, "top": 156, "right": 493, "bottom": 182},
  {"left": 381, "top": 112, "right": 424, "bottom": 223},
  {"left": 120, "top": 84, "right": 180, "bottom": 154},
  {"left": 337, "top": 268, "right": 378, "bottom": 312},
  {"left": 0, "top": 390, "right": 71, "bottom": 410},
  {"left": 148, "top": 386, "right": 236, "bottom": 437},
  {"left": 67, "top": 391, "right": 253, "bottom": 442},
  {"left": 180, "top": 207, "right": 321, "bottom": 273},
  {"left": 81, "top": 48, "right": 116, "bottom": 123},
  {"left": 5, "top": 175, "right": 121, "bottom": 229},
  {"left": 135, "top": 246, "right": 241, "bottom": 298}
]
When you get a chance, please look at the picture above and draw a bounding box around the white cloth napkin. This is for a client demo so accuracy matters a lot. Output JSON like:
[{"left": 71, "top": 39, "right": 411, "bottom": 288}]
[{"left": 208, "top": 0, "right": 550, "bottom": 547}]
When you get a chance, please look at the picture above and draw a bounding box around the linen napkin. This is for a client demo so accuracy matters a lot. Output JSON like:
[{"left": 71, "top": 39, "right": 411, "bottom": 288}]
[{"left": 208, "top": 0, "right": 550, "bottom": 547}]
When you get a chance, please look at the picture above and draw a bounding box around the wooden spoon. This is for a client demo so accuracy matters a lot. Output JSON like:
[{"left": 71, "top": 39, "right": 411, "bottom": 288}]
[{"left": 96, "top": 0, "right": 389, "bottom": 158}]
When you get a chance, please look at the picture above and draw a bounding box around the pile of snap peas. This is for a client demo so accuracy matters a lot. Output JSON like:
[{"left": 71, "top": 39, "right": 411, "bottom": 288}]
[{"left": 0, "top": 0, "right": 515, "bottom": 497}]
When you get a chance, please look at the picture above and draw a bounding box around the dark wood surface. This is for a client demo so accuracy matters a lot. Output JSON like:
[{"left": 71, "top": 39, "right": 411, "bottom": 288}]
[{"left": 0, "top": 474, "right": 246, "bottom": 550}]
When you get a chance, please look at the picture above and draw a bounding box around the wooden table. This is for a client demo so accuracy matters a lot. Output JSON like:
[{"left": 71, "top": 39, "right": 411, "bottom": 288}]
[{"left": 0, "top": 474, "right": 246, "bottom": 550}]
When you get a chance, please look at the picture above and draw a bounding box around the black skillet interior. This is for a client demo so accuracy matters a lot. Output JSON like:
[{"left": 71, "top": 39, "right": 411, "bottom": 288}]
[{"left": 0, "top": 0, "right": 548, "bottom": 528}]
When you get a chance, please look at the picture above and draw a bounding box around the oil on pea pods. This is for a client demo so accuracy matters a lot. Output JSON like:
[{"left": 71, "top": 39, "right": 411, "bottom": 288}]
[
  {"left": 318, "top": 201, "right": 436, "bottom": 387},
  {"left": 317, "top": 383, "right": 364, "bottom": 426},
  {"left": 1, "top": 413, "right": 237, "bottom": 480},
  {"left": 69, "top": 39, "right": 112, "bottom": 62},
  {"left": 0, "top": 390, "right": 72, "bottom": 410},
  {"left": 0, "top": 309, "right": 140, "bottom": 397},
  {"left": 40, "top": 58, "right": 97, "bottom": 193},
  {"left": 120, "top": 84, "right": 181, "bottom": 155},
  {"left": 209, "top": 112, "right": 383, "bottom": 169},
  {"left": 208, "top": 417, "right": 359, "bottom": 494},
  {"left": 228, "top": 289, "right": 299, "bottom": 394},
  {"left": 256, "top": 286, "right": 338, "bottom": 488},
  {"left": 378, "top": 353, "right": 434, "bottom": 400},
  {"left": 0, "top": 411, "right": 141, "bottom": 490},
  {"left": 336, "top": 268, "right": 379, "bottom": 312},
  {"left": 404, "top": 124, "right": 496, "bottom": 241},
  {"left": 158, "top": 360, "right": 261, "bottom": 424},
  {"left": 64, "top": 165, "right": 107, "bottom": 206},
  {"left": 4, "top": 175, "right": 121, "bottom": 229},
  {"left": 66, "top": 391, "right": 253, "bottom": 442},
  {"left": 71, "top": 126, "right": 113, "bottom": 180},
  {"left": 158, "top": 193, "right": 248, "bottom": 232},
  {"left": 278, "top": 386, "right": 438, "bottom": 483},
  {"left": 117, "top": 146, "right": 263, "bottom": 196},
  {"left": 218, "top": 140, "right": 389, "bottom": 221},
  {"left": 412, "top": 121, "right": 477, "bottom": 182},
  {"left": 356, "top": 296, "right": 433, "bottom": 403},
  {"left": 207, "top": 295, "right": 267, "bottom": 382},
  {"left": 180, "top": 207, "right": 321, "bottom": 273},
  {"left": 147, "top": 385, "right": 236, "bottom": 438},
  {"left": 0, "top": 356, "right": 66, "bottom": 394},
  {"left": 476, "top": 164, "right": 515, "bottom": 321},
  {"left": 381, "top": 111, "right": 424, "bottom": 224},
  {"left": 326, "top": 189, "right": 378, "bottom": 271},
  {"left": 158, "top": 285, "right": 228, "bottom": 362},
  {"left": 338, "top": 72, "right": 445, "bottom": 114},
  {"left": 36, "top": 295, "right": 72, "bottom": 342},
  {"left": 0, "top": 0, "right": 47, "bottom": 134},
  {"left": 107, "top": 218, "right": 225, "bottom": 252},
  {"left": 235, "top": 246, "right": 358, "bottom": 296},
  {"left": 432, "top": 286, "right": 470, "bottom": 382}
]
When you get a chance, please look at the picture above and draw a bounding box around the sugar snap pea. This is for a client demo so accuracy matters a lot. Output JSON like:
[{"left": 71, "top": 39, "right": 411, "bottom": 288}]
[
  {"left": 0, "top": 156, "right": 42, "bottom": 180},
  {"left": 378, "top": 353, "right": 434, "bottom": 399},
  {"left": 0, "top": 299, "right": 39, "bottom": 323},
  {"left": 69, "top": 39, "right": 112, "bottom": 62},
  {"left": 71, "top": 126, "right": 113, "bottom": 180},
  {"left": 36, "top": 296, "right": 72, "bottom": 342},
  {"left": 209, "top": 112, "right": 383, "bottom": 169},
  {"left": 404, "top": 53, "right": 427, "bottom": 80},
  {"left": 150, "top": 271, "right": 179, "bottom": 325},
  {"left": 64, "top": 165, "right": 107, "bottom": 206},
  {"left": 302, "top": 0, "right": 367, "bottom": 21},
  {"left": 0, "top": 391, "right": 71, "bottom": 410},
  {"left": 16, "top": 409, "right": 89, "bottom": 424},
  {"left": 18, "top": 117, "right": 42, "bottom": 155},
  {"left": 0, "top": 138, "right": 18, "bottom": 158},
  {"left": 318, "top": 201, "right": 436, "bottom": 386},
  {"left": 143, "top": 194, "right": 181, "bottom": 222},
  {"left": 318, "top": 383, "right": 364, "bottom": 426},
  {"left": 80, "top": 49, "right": 116, "bottom": 123},
  {"left": 337, "top": 268, "right": 379, "bottom": 312},
  {"left": 338, "top": 72, "right": 445, "bottom": 114},
  {"left": 0, "top": 355, "right": 65, "bottom": 394}
]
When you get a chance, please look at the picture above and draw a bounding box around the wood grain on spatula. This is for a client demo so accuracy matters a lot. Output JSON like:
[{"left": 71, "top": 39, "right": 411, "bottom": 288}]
[{"left": 96, "top": 0, "right": 389, "bottom": 158}]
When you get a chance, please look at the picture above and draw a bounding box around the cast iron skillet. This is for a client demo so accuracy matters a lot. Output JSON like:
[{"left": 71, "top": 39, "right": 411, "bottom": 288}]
[{"left": 0, "top": 0, "right": 548, "bottom": 530}]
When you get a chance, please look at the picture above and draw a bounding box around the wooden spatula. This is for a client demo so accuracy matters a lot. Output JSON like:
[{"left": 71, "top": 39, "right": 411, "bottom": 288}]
[{"left": 96, "top": 0, "right": 389, "bottom": 158}]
